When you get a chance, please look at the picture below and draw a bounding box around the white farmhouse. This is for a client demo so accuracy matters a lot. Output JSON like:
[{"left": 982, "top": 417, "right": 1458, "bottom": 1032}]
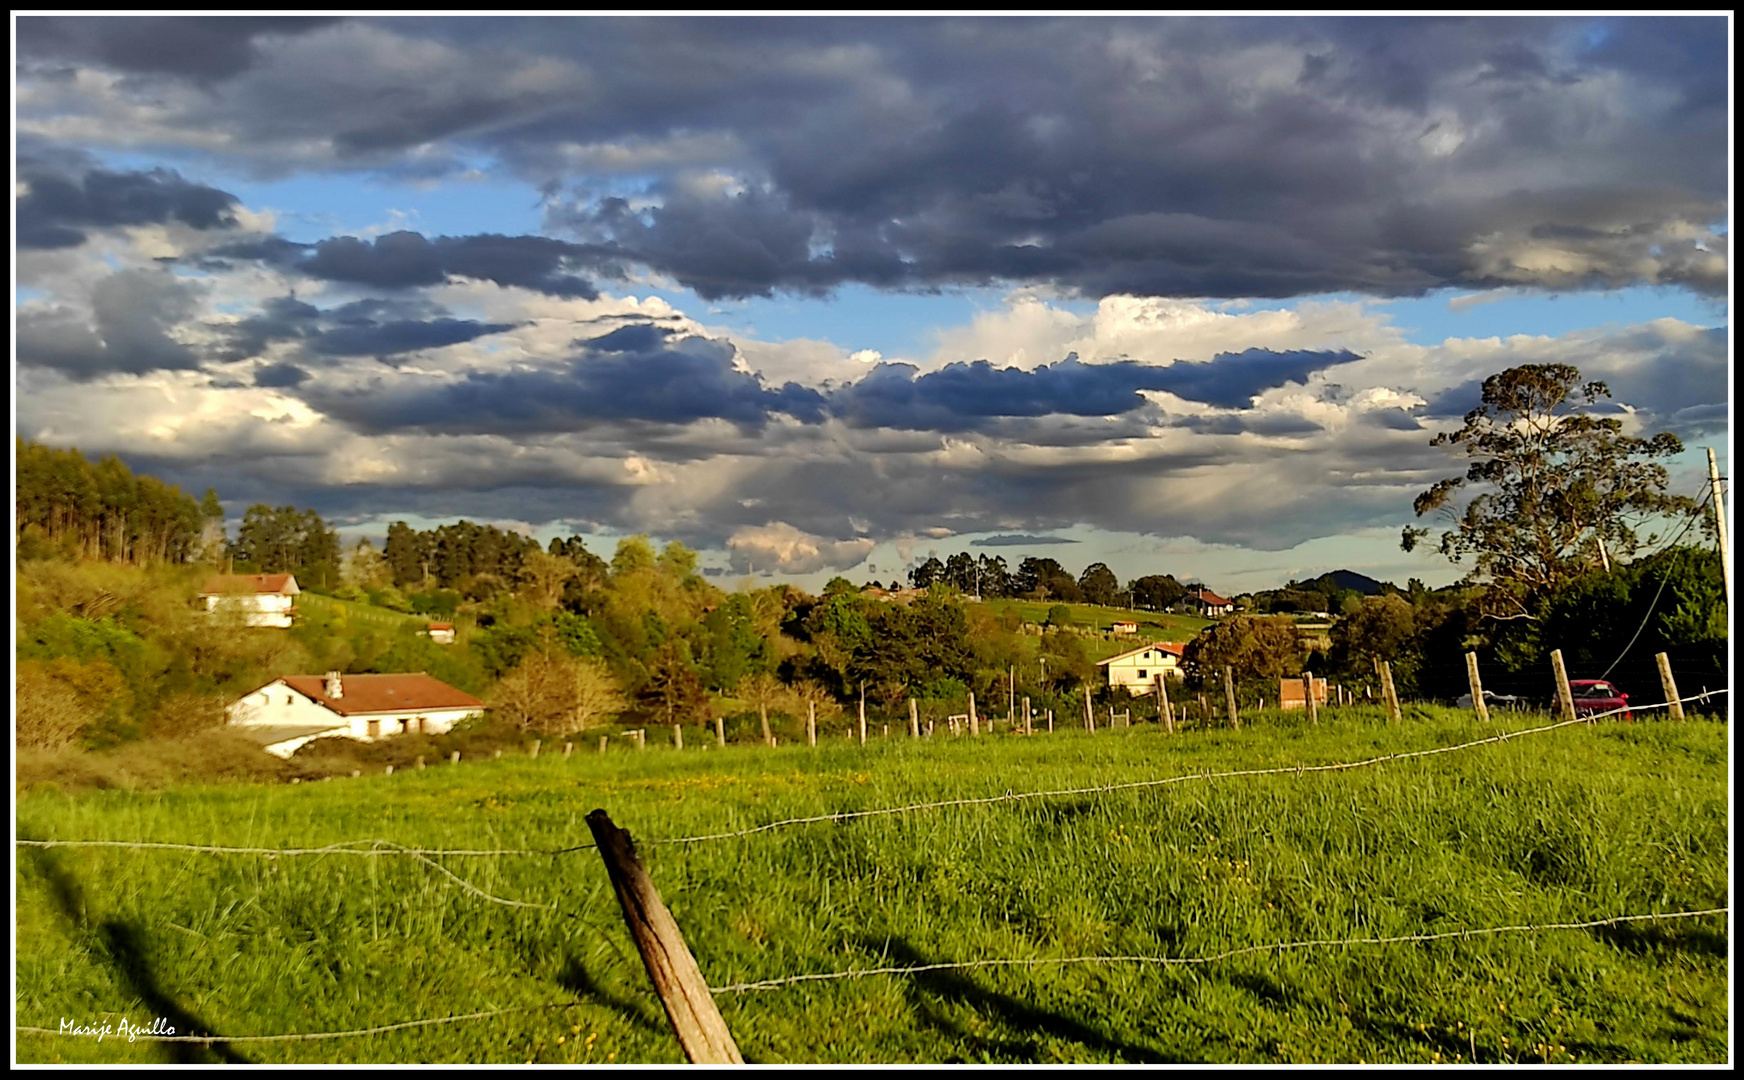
[
  {"left": 1095, "top": 641, "right": 1186, "bottom": 695},
  {"left": 200, "top": 573, "right": 300, "bottom": 628},
  {"left": 226, "top": 671, "right": 486, "bottom": 758}
]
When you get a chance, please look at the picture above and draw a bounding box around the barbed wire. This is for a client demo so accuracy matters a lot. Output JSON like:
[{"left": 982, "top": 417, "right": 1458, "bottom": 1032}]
[
  {"left": 712, "top": 907, "right": 1730, "bottom": 993},
  {"left": 20, "top": 692, "right": 1724, "bottom": 864},
  {"left": 18, "top": 907, "right": 1727, "bottom": 1042},
  {"left": 653, "top": 693, "right": 1720, "bottom": 845}
]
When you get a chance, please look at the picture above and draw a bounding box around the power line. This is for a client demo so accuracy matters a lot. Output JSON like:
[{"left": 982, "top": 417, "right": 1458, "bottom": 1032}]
[{"left": 1596, "top": 486, "right": 1716, "bottom": 681}]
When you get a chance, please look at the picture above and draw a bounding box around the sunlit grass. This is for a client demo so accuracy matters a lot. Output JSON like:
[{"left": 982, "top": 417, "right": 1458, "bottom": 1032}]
[{"left": 14, "top": 708, "right": 1728, "bottom": 1064}]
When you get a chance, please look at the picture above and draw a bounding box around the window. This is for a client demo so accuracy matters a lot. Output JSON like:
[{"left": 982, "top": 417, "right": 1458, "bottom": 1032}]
[
  {"left": 1137, "top": 669, "right": 1148, "bottom": 680},
  {"left": 367, "top": 719, "right": 380, "bottom": 738}
]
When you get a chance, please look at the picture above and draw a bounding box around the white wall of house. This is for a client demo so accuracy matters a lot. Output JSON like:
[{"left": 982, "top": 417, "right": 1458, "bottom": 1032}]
[
  {"left": 1102, "top": 649, "right": 1183, "bottom": 694},
  {"left": 227, "top": 679, "right": 481, "bottom": 741},
  {"left": 205, "top": 593, "right": 295, "bottom": 628}
]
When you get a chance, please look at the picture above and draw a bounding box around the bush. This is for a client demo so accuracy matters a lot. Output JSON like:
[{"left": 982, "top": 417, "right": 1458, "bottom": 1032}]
[{"left": 1045, "top": 604, "right": 1073, "bottom": 627}]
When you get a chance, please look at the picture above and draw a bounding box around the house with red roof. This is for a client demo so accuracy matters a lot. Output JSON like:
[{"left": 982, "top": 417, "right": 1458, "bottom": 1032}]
[
  {"left": 1095, "top": 641, "right": 1187, "bottom": 695},
  {"left": 225, "top": 671, "right": 485, "bottom": 758},
  {"left": 1181, "top": 587, "right": 1234, "bottom": 617},
  {"left": 199, "top": 573, "right": 299, "bottom": 628}
]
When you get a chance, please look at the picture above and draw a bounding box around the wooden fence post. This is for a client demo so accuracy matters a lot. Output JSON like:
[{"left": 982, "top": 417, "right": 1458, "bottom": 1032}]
[
  {"left": 1656, "top": 652, "right": 1684, "bottom": 720},
  {"left": 599, "top": 735, "right": 609, "bottom": 754},
  {"left": 1083, "top": 683, "right": 1095, "bottom": 733},
  {"left": 450, "top": 750, "right": 461, "bottom": 765},
  {"left": 808, "top": 701, "right": 818, "bottom": 747},
  {"left": 415, "top": 755, "right": 426, "bottom": 770},
  {"left": 1303, "top": 673, "right": 1318, "bottom": 726},
  {"left": 1380, "top": 661, "right": 1402, "bottom": 723},
  {"left": 1465, "top": 652, "right": 1489, "bottom": 723},
  {"left": 760, "top": 701, "right": 774, "bottom": 748},
  {"left": 563, "top": 742, "right": 573, "bottom": 759},
  {"left": 909, "top": 698, "right": 919, "bottom": 739},
  {"left": 493, "top": 749, "right": 502, "bottom": 759},
  {"left": 1009, "top": 665, "right": 1016, "bottom": 724},
  {"left": 1223, "top": 666, "right": 1240, "bottom": 730},
  {"left": 385, "top": 764, "right": 394, "bottom": 776},
  {"left": 1155, "top": 674, "right": 1173, "bottom": 734},
  {"left": 1023, "top": 696, "right": 1033, "bottom": 736},
  {"left": 585, "top": 810, "right": 745, "bottom": 1064},
  {"left": 1550, "top": 649, "right": 1576, "bottom": 721},
  {"left": 673, "top": 725, "right": 683, "bottom": 750},
  {"left": 636, "top": 729, "right": 647, "bottom": 751},
  {"left": 968, "top": 692, "right": 979, "bottom": 737},
  {"left": 859, "top": 684, "right": 868, "bottom": 746},
  {"left": 530, "top": 738, "right": 542, "bottom": 759},
  {"left": 1046, "top": 708, "right": 1053, "bottom": 733},
  {"left": 715, "top": 715, "right": 726, "bottom": 749}
]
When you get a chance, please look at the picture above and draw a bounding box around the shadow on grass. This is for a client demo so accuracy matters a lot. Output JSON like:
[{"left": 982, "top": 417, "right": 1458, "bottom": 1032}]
[
  {"left": 1589, "top": 918, "right": 1728, "bottom": 959},
  {"left": 854, "top": 935, "right": 1180, "bottom": 1064},
  {"left": 21, "top": 843, "right": 248, "bottom": 1064}
]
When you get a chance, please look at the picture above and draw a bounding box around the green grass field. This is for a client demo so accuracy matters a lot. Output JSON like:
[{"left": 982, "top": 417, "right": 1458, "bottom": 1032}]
[
  {"left": 295, "top": 592, "right": 435, "bottom": 630},
  {"left": 15, "top": 708, "right": 1729, "bottom": 1064}
]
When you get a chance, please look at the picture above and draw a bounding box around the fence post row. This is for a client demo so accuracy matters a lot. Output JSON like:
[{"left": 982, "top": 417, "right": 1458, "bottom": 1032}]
[
  {"left": 1656, "top": 653, "right": 1684, "bottom": 721},
  {"left": 1465, "top": 651, "right": 1489, "bottom": 723},
  {"left": 585, "top": 810, "right": 744, "bottom": 1064},
  {"left": 1550, "top": 648, "right": 1576, "bottom": 722}
]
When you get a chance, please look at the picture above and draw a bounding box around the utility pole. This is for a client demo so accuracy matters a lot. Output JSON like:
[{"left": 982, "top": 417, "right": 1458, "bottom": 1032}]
[{"left": 1709, "top": 447, "right": 1731, "bottom": 609}]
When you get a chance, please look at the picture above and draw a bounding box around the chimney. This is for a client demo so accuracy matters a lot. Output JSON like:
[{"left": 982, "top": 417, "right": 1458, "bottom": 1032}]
[{"left": 325, "top": 671, "right": 344, "bottom": 699}]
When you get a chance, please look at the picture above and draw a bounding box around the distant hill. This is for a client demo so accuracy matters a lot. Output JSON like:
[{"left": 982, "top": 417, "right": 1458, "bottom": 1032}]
[{"left": 1310, "top": 569, "right": 1396, "bottom": 596}]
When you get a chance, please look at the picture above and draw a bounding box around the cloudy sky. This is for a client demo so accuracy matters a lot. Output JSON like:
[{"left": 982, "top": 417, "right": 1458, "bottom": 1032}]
[{"left": 13, "top": 16, "right": 1731, "bottom": 592}]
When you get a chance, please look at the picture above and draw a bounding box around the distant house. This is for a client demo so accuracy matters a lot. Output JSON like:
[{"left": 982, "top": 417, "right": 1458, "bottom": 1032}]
[
  {"left": 1182, "top": 588, "right": 1234, "bottom": 617},
  {"left": 426, "top": 622, "right": 456, "bottom": 645},
  {"left": 199, "top": 573, "right": 299, "bottom": 628},
  {"left": 225, "top": 671, "right": 485, "bottom": 758},
  {"left": 1111, "top": 621, "right": 1139, "bottom": 635},
  {"left": 1095, "top": 642, "right": 1187, "bottom": 695},
  {"left": 1278, "top": 676, "right": 1329, "bottom": 710}
]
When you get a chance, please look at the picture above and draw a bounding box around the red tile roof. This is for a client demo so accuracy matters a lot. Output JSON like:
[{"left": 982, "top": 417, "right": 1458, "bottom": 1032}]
[
  {"left": 1191, "top": 588, "right": 1232, "bottom": 607},
  {"left": 428, "top": 623, "right": 455, "bottom": 631},
  {"left": 279, "top": 673, "right": 484, "bottom": 716},
  {"left": 201, "top": 573, "right": 299, "bottom": 596}
]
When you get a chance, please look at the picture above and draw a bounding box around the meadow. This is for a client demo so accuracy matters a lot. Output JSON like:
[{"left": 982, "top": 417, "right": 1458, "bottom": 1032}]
[{"left": 14, "top": 706, "right": 1730, "bottom": 1064}]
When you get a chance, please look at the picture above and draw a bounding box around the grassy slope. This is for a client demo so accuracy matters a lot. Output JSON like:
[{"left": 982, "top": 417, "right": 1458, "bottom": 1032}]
[
  {"left": 15, "top": 709, "right": 1728, "bottom": 1064},
  {"left": 296, "top": 592, "right": 433, "bottom": 629}
]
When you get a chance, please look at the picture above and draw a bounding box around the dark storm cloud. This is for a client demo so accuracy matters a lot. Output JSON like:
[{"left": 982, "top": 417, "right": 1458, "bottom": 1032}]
[
  {"left": 17, "top": 270, "right": 204, "bottom": 379},
  {"left": 17, "top": 151, "right": 241, "bottom": 249},
  {"left": 254, "top": 362, "right": 310, "bottom": 388},
  {"left": 831, "top": 349, "right": 1360, "bottom": 430},
  {"left": 303, "top": 324, "right": 827, "bottom": 434},
  {"left": 17, "top": 16, "right": 341, "bottom": 80},
  {"left": 216, "top": 232, "right": 606, "bottom": 299},
  {"left": 18, "top": 17, "right": 1725, "bottom": 300},
  {"left": 212, "top": 294, "right": 516, "bottom": 362}
]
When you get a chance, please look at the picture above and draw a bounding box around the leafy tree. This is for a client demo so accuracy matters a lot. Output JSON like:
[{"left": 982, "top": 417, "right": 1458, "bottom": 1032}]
[
  {"left": 944, "top": 552, "right": 978, "bottom": 593},
  {"left": 519, "top": 548, "right": 578, "bottom": 611},
  {"left": 489, "top": 631, "right": 625, "bottom": 736},
  {"left": 1045, "top": 604, "right": 1073, "bottom": 627},
  {"left": 1402, "top": 363, "right": 1696, "bottom": 617},
  {"left": 1328, "top": 595, "right": 1417, "bottom": 682},
  {"left": 1078, "top": 562, "right": 1120, "bottom": 606},
  {"left": 1180, "top": 617, "right": 1304, "bottom": 697},
  {"left": 642, "top": 639, "right": 711, "bottom": 726},
  {"left": 975, "top": 554, "right": 1010, "bottom": 598},
  {"left": 1130, "top": 574, "right": 1187, "bottom": 611},
  {"left": 908, "top": 556, "right": 944, "bottom": 590}
]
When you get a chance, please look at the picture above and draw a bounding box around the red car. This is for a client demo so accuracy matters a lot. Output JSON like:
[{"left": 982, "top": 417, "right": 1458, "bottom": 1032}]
[{"left": 1568, "top": 679, "right": 1631, "bottom": 721}]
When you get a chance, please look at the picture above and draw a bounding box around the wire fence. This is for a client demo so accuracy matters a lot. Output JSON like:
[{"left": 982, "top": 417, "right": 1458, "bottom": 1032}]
[
  {"left": 17, "top": 908, "right": 1729, "bottom": 1044},
  {"left": 16, "top": 691, "right": 1730, "bottom": 1055}
]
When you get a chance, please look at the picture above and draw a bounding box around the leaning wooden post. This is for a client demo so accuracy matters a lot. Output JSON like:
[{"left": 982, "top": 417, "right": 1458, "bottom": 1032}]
[
  {"left": 759, "top": 701, "right": 774, "bottom": 749},
  {"left": 1656, "top": 652, "right": 1684, "bottom": 720},
  {"left": 1380, "top": 661, "right": 1402, "bottom": 723},
  {"left": 714, "top": 714, "right": 726, "bottom": 749},
  {"left": 968, "top": 692, "right": 979, "bottom": 736},
  {"left": 1223, "top": 666, "right": 1240, "bottom": 730},
  {"left": 1465, "top": 652, "right": 1489, "bottom": 724},
  {"left": 1302, "top": 673, "right": 1318, "bottom": 726},
  {"left": 673, "top": 725, "right": 683, "bottom": 750},
  {"left": 1550, "top": 649, "right": 1576, "bottom": 721},
  {"left": 585, "top": 810, "right": 745, "bottom": 1064},
  {"left": 808, "top": 701, "right": 818, "bottom": 746},
  {"left": 858, "top": 684, "right": 868, "bottom": 746},
  {"left": 908, "top": 698, "right": 919, "bottom": 739}
]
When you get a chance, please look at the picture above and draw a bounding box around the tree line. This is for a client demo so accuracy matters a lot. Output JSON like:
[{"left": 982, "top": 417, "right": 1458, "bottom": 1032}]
[
  {"left": 16, "top": 438, "right": 220, "bottom": 565},
  {"left": 906, "top": 552, "right": 1199, "bottom": 610}
]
